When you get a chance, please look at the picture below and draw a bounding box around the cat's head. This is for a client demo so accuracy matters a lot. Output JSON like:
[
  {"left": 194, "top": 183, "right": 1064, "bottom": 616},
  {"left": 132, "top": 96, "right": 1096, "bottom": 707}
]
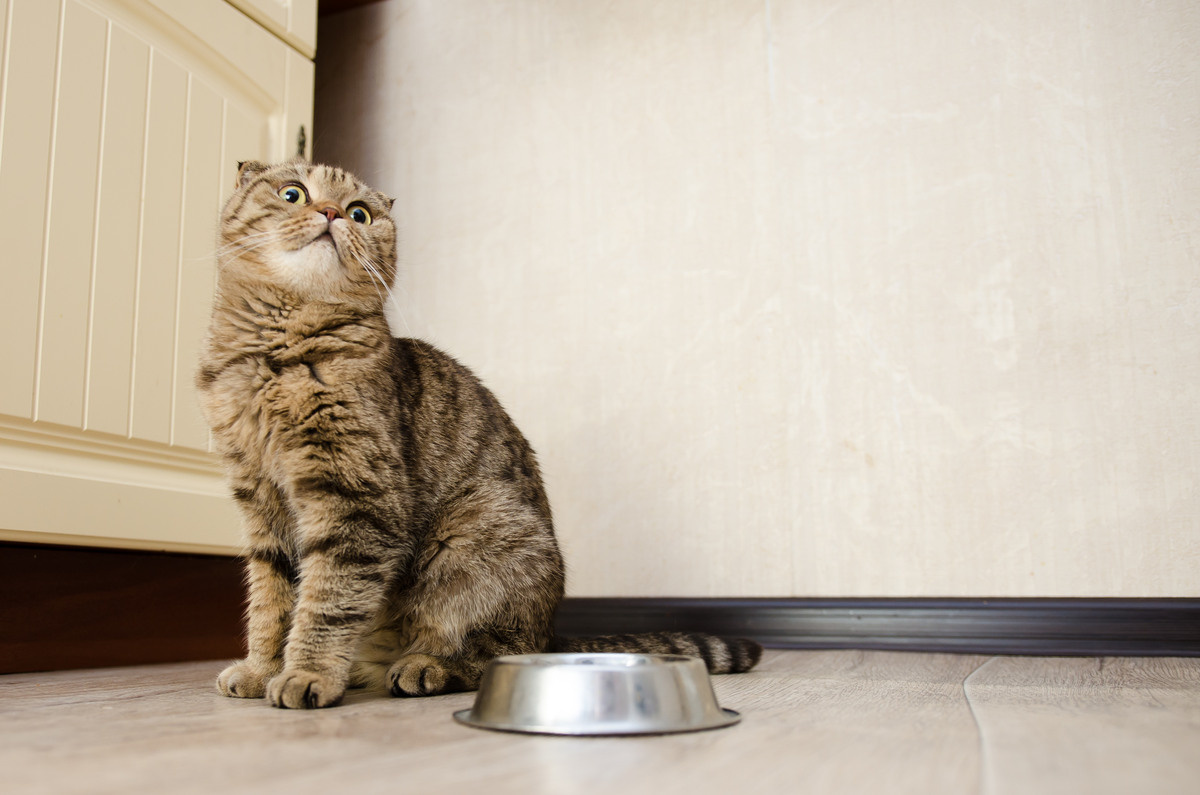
[{"left": 218, "top": 160, "right": 397, "bottom": 306}]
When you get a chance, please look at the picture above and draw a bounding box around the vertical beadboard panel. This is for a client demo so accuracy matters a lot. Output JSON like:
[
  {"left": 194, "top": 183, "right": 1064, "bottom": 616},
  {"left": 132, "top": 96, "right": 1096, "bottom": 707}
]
[
  {"left": 35, "top": 1, "right": 107, "bottom": 428},
  {"left": 171, "top": 79, "right": 222, "bottom": 449},
  {"left": 84, "top": 24, "right": 150, "bottom": 437},
  {"left": 0, "top": 0, "right": 59, "bottom": 419},
  {"left": 0, "top": 0, "right": 8, "bottom": 90},
  {"left": 129, "top": 51, "right": 186, "bottom": 446}
]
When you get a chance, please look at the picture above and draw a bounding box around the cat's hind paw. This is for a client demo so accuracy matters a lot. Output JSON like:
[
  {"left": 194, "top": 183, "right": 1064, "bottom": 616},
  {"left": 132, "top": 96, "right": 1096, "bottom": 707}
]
[
  {"left": 388, "top": 653, "right": 456, "bottom": 697},
  {"left": 216, "top": 661, "right": 270, "bottom": 699},
  {"left": 267, "top": 668, "right": 346, "bottom": 709}
]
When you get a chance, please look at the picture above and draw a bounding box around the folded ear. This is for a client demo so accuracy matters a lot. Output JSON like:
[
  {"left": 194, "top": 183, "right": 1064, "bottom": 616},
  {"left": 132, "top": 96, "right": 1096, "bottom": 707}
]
[
  {"left": 384, "top": 196, "right": 396, "bottom": 212},
  {"left": 235, "top": 160, "right": 271, "bottom": 189}
]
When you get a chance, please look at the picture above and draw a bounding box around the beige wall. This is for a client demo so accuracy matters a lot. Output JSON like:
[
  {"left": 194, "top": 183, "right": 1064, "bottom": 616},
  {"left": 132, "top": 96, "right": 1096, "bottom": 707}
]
[{"left": 315, "top": 0, "right": 1200, "bottom": 597}]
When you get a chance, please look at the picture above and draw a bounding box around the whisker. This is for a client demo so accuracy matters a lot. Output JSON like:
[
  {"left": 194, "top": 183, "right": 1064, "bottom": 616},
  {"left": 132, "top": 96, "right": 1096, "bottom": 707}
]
[
  {"left": 216, "top": 227, "right": 277, "bottom": 248},
  {"left": 218, "top": 241, "right": 274, "bottom": 260},
  {"left": 352, "top": 249, "right": 409, "bottom": 334},
  {"left": 387, "top": 272, "right": 415, "bottom": 336},
  {"left": 215, "top": 236, "right": 275, "bottom": 256},
  {"left": 353, "top": 250, "right": 388, "bottom": 306},
  {"left": 213, "top": 229, "right": 278, "bottom": 260}
]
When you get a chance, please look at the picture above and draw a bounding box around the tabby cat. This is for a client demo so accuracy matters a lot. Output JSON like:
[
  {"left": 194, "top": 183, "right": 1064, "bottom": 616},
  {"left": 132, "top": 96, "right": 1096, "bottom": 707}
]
[{"left": 197, "top": 160, "right": 761, "bottom": 709}]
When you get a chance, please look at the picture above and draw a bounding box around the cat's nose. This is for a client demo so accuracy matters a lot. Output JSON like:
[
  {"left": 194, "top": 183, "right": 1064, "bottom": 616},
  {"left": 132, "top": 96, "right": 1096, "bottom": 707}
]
[{"left": 317, "top": 205, "right": 341, "bottom": 222}]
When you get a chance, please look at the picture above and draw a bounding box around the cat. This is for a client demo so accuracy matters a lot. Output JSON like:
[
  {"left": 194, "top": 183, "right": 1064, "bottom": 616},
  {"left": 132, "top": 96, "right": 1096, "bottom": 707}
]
[{"left": 196, "top": 160, "right": 762, "bottom": 709}]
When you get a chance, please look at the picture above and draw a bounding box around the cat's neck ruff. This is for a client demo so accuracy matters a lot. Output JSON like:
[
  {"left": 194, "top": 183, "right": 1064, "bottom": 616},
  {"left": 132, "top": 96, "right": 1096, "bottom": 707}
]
[{"left": 208, "top": 279, "right": 393, "bottom": 362}]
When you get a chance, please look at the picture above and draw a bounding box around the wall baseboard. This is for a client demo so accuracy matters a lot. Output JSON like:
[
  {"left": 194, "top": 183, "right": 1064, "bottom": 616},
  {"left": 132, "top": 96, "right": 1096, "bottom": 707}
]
[
  {"left": 0, "top": 542, "right": 244, "bottom": 675},
  {"left": 5, "top": 541, "right": 1198, "bottom": 674},
  {"left": 554, "top": 597, "right": 1200, "bottom": 657}
]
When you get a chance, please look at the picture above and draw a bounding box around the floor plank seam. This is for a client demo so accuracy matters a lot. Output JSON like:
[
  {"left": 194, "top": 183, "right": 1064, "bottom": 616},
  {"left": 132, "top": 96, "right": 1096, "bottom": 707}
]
[{"left": 962, "top": 656, "right": 997, "bottom": 795}]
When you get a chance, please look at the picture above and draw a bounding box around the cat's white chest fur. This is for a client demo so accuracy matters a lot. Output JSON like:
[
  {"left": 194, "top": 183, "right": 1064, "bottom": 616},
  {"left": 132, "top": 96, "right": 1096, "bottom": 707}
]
[{"left": 271, "top": 223, "right": 347, "bottom": 299}]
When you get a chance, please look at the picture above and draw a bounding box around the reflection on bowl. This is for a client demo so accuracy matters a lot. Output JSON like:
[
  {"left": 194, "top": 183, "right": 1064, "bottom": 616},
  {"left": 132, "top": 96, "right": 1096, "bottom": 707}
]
[{"left": 453, "top": 653, "right": 741, "bottom": 736}]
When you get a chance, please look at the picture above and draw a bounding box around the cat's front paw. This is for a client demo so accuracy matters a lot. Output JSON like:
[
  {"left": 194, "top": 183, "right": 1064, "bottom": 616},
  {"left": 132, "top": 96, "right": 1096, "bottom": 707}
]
[
  {"left": 216, "top": 660, "right": 273, "bottom": 699},
  {"left": 267, "top": 668, "right": 346, "bottom": 709}
]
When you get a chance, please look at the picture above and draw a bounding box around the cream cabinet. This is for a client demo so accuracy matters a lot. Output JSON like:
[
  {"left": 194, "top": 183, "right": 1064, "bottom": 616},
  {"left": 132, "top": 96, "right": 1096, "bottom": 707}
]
[{"left": 0, "top": 0, "right": 316, "bottom": 553}]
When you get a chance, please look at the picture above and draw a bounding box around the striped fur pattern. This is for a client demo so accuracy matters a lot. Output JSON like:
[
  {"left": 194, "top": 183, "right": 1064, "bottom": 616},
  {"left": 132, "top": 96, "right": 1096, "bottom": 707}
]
[{"left": 197, "top": 161, "right": 761, "bottom": 709}]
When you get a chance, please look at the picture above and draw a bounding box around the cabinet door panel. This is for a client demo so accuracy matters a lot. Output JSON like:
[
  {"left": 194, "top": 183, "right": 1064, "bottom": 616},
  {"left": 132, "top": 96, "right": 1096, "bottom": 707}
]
[{"left": 0, "top": 0, "right": 314, "bottom": 553}]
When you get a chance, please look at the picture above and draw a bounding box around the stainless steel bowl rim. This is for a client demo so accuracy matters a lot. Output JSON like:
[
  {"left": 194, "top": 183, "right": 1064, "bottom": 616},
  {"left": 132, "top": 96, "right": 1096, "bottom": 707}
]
[
  {"left": 452, "top": 706, "right": 741, "bottom": 736},
  {"left": 491, "top": 652, "right": 702, "bottom": 667}
]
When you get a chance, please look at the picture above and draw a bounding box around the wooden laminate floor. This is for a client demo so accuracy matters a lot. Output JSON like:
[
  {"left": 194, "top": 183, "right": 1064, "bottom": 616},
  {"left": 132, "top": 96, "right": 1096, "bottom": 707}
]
[{"left": 3, "top": 650, "right": 1198, "bottom": 794}]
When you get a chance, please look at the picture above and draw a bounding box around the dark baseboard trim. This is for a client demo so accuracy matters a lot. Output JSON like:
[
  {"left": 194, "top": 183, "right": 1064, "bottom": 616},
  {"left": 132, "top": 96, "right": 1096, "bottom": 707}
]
[
  {"left": 5, "top": 539, "right": 1197, "bottom": 674},
  {"left": 554, "top": 597, "right": 1200, "bottom": 657},
  {"left": 0, "top": 541, "right": 245, "bottom": 675}
]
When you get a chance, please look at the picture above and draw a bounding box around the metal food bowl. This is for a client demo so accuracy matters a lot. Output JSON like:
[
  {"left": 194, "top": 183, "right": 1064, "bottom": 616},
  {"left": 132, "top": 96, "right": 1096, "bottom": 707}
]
[{"left": 452, "top": 653, "right": 741, "bottom": 736}]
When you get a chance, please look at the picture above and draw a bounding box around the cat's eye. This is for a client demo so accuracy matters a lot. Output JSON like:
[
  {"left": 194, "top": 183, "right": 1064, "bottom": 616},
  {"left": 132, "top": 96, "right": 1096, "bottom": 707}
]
[
  {"left": 277, "top": 183, "right": 309, "bottom": 204},
  {"left": 348, "top": 203, "right": 372, "bottom": 225}
]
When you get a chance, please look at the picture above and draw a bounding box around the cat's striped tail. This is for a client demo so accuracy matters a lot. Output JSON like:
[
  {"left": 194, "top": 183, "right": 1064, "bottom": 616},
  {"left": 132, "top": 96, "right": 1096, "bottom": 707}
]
[{"left": 550, "top": 632, "right": 763, "bottom": 674}]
